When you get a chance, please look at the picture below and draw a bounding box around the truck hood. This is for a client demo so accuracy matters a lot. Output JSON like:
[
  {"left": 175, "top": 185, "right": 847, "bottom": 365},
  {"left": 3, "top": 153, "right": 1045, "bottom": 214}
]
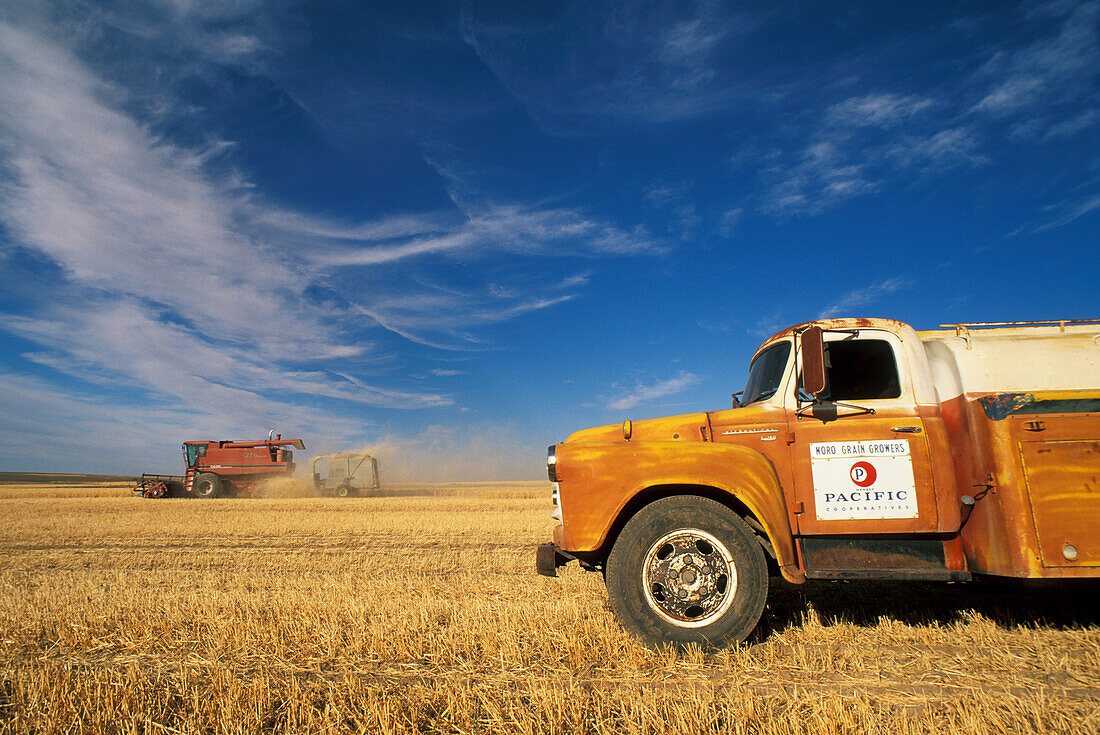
[{"left": 565, "top": 411, "right": 712, "bottom": 444}]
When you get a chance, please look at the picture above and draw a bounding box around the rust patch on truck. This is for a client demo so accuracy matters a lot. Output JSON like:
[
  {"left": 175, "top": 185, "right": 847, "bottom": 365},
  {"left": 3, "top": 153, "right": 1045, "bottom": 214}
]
[
  {"left": 978, "top": 393, "right": 1036, "bottom": 420},
  {"left": 978, "top": 392, "right": 1100, "bottom": 420}
]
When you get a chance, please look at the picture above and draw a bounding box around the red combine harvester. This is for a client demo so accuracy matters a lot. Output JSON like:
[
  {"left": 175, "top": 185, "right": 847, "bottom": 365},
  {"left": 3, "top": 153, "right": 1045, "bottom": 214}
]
[{"left": 133, "top": 432, "right": 305, "bottom": 498}]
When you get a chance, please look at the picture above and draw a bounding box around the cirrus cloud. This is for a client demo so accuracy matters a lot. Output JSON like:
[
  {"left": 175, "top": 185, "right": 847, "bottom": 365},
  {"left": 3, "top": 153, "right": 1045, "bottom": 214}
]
[{"left": 608, "top": 371, "right": 701, "bottom": 411}]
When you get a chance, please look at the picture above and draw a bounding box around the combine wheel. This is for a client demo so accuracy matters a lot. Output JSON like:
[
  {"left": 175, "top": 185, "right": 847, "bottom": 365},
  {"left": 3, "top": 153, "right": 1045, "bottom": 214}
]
[
  {"left": 192, "top": 472, "right": 222, "bottom": 498},
  {"left": 335, "top": 483, "right": 357, "bottom": 498},
  {"left": 605, "top": 496, "right": 768, "bottom": 650}
]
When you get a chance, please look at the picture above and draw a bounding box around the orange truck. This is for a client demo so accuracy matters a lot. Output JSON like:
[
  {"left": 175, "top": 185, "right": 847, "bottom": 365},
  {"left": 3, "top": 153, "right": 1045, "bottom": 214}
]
[{"left": 537, "top": 318, "right": 1100, "bottom": 649}]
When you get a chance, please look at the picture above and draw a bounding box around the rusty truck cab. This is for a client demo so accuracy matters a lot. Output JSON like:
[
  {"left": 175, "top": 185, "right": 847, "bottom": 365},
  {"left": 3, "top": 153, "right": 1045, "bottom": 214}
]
[{"left": 712, "top": 319, "right": 967, "bottom": 579}]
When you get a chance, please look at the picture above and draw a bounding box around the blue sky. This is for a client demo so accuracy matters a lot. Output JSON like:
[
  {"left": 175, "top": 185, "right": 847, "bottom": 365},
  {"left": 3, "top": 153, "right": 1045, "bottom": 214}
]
[{"left": 0, "top": 0, "right": 1097, "bottom": 478}]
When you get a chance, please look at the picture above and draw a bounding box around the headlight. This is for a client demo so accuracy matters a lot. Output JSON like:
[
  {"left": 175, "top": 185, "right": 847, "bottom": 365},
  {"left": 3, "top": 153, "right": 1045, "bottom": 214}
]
[
  {"left": 547, "top": 445, "right": 562, "bottom": 521},
  {"left": 546, "top": 445, "right": 558, "bottom": 482}
]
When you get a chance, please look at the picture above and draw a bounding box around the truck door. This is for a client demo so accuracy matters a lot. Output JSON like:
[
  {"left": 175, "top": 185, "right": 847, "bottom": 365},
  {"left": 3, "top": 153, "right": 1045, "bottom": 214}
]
[{"left": 788, "top": 330, "right": 940, "bottom": 535}]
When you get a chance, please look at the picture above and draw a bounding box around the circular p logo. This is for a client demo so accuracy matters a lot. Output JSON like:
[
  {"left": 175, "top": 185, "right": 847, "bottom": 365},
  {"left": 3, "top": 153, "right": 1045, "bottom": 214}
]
[{"left": 850, "top": 461, "right": 877, "bottom": 487}]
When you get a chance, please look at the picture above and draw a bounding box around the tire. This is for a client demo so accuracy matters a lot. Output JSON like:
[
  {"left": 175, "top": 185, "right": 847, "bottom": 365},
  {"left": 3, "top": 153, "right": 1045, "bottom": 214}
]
[
  {"left": 605, "top": 496, "right": 768, "bottom": 650},
  {"left": 336, "top": 484, "right": 355, "bottom": 498},
  {"left": 192, "top": 472, "right": 222, "bottom": 498}
]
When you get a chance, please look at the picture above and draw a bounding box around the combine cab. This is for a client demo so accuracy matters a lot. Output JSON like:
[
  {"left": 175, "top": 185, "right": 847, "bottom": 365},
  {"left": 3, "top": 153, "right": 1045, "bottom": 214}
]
[
  {"left": 312, "top": 452, "right": 380, "bottom": 497},
  {"left": 134, "top": 432, "right": 305, "bottom": 498}
]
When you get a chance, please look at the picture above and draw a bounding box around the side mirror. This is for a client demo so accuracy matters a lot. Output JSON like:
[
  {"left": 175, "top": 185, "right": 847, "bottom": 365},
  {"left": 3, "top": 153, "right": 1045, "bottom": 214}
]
[
  {"left": 731, "top": 391, "right": 742, "bottom": 409},
  {"left": 801, "top": 326, "right": 826, "bottom": 398}
]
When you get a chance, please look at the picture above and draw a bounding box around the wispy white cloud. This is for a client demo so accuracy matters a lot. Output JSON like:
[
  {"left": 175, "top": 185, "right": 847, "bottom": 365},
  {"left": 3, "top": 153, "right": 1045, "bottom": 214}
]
[
  {"left": 5, "top": 301, "right": 450, "bottom": 410},
  {"left": 961, "top": 1, "right": 1100, "bottom": 231},
  {"left": 1034, "top": 192, "right": 1100, "bottom": 232},
  {"left": 748, "top": 312, "right": 792, "bottom": 338},
  {"left": 254, "top": 209, "right": 455, "bottom": 243},
  {"left": 310, "top": 231, "right": 477, "bottom": 266},
  {"left": 974, "top": 76, "right": 1045, "bottom": 116},
  {"left": 460, "top": 0, "right": 753, "bottom": 131},
  {"left": 696, "top": 320, "right": 731, "bottom": 334},
  {"left": 463, "top": 203, "right": 661, "bottom": 256},
  {"left": 642, "top": 182, "right": 703, "bottom": 240},
  {"left": 717, "top": 207, "right": 743, "bottom": 237},
  {"left": 761, "top": 138, "right": 877, "bottom": 215},
  {"left": 971, "top": 2, "right": 1099, "bottom": 121},
  {"left": 659, "top": 16, "right": 726, "bottom": 67},
  {"left": 759, "top": 99, "right": 980, "bottom": 216},
  {"left": 0, "top": 17, "right": 658, "bottom": 456},
  {"left": 742, "top": 3, "right": 1098, "bottom": 221},
  {"left": 0, "top": 21, "right": 311, "bottom": 353},
  {"left": 608, "top": 372, "right": 700, "bottom": 411},
  {"left": 555, "top": 273, "right": 591, "bottom": 290},
  {"left": 351, "top": 288, "right": 578, "bottom": 350},
  {"left": 886, "top": 127, "right": 986, "bottom": 171},
  {"left": 645, "top": 184, "right": 689, "bottom": 206},
  {"left": 1043, "top": 109, "right": 1098, "bottom": 139},
  {"left": 0, "top": 20, "right": 457, "bottom": 429},
  {"left": 300, "top": 151, "right": 663, "bottom": 269},
  {"left": 817, "top": 278, "right": 907, "bottom": 319},
  {"left": 825, "top": 94, "right": 936, "bottom": 129}
]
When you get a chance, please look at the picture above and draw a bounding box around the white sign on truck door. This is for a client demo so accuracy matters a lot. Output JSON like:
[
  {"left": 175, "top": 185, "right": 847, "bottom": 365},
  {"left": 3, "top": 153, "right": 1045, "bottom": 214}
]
[{"left": 809, "top": 440, "right": 917, "bottom": 520}]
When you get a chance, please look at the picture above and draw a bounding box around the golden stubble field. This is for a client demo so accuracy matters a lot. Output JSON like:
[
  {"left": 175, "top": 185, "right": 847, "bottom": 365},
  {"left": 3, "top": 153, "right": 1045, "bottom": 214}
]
[{"left": 0, "top": 478, "right": 1097, "bottom": 734}]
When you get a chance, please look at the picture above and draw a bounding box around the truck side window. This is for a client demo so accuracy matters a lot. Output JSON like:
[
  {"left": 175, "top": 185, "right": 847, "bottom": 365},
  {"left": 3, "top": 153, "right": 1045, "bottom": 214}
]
[{"left": 822, "top": 339, "right": 901, "bottom": 400}]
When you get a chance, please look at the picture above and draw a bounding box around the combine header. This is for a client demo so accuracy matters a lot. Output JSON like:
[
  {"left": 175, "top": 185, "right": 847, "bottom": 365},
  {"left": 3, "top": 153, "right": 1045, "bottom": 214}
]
[{"left": 134, "top": 432, "right": 304, "bottom": 498}]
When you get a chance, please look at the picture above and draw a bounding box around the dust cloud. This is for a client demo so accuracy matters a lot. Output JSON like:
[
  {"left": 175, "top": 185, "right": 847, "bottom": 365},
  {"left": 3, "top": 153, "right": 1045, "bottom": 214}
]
[
  {"left": 347, "top": 426, "right": 544, "bottom": 483},
  {"left": 254, "top": 476, "right": 316, "bottom": 498}
]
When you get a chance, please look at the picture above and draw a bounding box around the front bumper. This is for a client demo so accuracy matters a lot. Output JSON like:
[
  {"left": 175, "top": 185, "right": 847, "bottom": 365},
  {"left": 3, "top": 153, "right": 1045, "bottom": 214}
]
[{"left": 536, "top": 543, "right": 578, "bottom": 577}]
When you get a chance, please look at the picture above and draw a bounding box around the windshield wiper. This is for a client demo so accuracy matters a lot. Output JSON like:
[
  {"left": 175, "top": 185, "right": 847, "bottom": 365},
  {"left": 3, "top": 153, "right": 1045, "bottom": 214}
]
[{"left": 746, "top": 388, "right": 776, "bottom": 404}]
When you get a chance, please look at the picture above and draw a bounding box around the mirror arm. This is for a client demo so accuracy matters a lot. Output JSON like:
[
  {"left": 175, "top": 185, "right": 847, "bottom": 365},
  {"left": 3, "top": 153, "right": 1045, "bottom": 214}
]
[
  {"left": 796, "top": 401, "right": 876, "bottom": 420},
  {"left": 832, "top": 401, "right": 876, "bottom": 417}
]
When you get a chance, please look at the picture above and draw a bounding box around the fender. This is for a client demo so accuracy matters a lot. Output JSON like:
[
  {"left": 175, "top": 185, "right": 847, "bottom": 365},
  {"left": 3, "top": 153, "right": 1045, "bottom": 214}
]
[{"left": 555, "top": 441, "right": 801, "bottom": 580}]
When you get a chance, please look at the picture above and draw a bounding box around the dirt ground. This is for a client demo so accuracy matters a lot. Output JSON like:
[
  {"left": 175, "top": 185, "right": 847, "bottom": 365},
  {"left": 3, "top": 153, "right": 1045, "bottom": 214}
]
[{"left": 0, "top": 477, "right": 1096, "bottom": 733}]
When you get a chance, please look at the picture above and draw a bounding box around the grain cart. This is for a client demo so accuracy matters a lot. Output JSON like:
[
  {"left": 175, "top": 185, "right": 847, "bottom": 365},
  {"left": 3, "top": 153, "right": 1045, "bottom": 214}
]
[
  {"left": 312, "top": 452, "right": 380, "bottom": 497},
  {"left": 538, "top": 318, "right": 1100, "bottom": 649},
  {"left": 133, "top": 432, "right": 305, "bottom": 498}
]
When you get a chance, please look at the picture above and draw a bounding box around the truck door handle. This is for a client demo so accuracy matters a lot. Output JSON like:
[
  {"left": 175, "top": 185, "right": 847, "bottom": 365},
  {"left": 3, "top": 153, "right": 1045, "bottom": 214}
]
[{"left": 891, "top": 426, "right": 922, "bottom": 433}]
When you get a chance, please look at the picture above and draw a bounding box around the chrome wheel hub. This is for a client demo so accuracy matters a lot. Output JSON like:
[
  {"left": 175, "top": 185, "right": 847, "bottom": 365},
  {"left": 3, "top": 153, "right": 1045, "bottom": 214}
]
[{"left": 642, "top": 529, "right": 736, "bottom": 627}]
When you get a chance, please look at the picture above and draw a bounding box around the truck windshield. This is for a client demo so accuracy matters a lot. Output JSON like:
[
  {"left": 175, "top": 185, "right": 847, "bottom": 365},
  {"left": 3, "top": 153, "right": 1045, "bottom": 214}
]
[{"left": 742, "top": 341, "right": 791, "bottom": 405}]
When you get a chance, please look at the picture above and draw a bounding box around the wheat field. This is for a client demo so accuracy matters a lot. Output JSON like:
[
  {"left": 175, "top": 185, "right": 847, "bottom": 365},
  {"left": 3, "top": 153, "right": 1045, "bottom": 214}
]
[{"left": 0, "top": 478, "right": 1097, "bottom": 734}]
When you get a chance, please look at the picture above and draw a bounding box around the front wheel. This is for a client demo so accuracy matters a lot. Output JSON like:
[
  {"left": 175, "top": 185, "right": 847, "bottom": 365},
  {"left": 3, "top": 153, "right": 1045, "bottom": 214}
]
[
  {"left": 605, "top": 496, "right": 768, "bottom": 650},
  {"left": 192, "top": 472, "right": 222, "bottom": 498}
]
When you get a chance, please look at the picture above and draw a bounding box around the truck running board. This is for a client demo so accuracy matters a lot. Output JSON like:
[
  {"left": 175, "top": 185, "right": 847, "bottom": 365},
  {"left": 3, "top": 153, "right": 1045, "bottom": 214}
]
[
  {"left": 798, "top": 536, "right": 971, "bottom": 582},
  {"left": 805, "top": 568, "right": 972, "bottom": 581}
]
